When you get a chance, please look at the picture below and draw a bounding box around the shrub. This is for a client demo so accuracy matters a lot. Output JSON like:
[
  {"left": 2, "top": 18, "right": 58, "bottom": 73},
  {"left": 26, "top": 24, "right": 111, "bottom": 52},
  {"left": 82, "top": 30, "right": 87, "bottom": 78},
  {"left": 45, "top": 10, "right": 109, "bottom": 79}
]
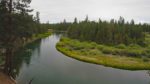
[
  {"left": 144, "top": 49, "right": 150, "bottom": 57},
  {"left": 71, "top": 42, "right": 85, "bottom": 50},
  {"left": 129, "top": 44, "right": 141, "bottom": 49},
  {"left": 97, "top": 45, "right": 105, "bottom": 50},
  {"left": 116, "top": 44, "right": 126, "bottom": 49},
  {"left": 88, "top": 50, "right": 102, "bottom": 56},
  {"left": 142, "top": 56, "right": 149, "bottom": 62},
  {"left": 113, "top": 49, "right": 125, "bottom": 56},
  {"left": 83, "top": 42, "right": 95, "bottom": 49},
  {"left": 102, "top": 47, "right": 115, "bottom": 54},
  {"left": 90, "top": 42, "right": 97, "bottom": 46},
  {"left": 124, "top": 49, "right": 142, "bottom": 57}
]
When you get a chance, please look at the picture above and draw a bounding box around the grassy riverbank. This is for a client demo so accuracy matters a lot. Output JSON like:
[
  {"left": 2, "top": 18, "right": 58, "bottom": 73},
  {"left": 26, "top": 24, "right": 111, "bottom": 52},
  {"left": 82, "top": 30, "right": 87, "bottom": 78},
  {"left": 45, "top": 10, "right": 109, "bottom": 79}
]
[
  {"left": 31, "top": 32, "right": 51, "bottom": 41},
  {"left": 57, "top": 37, "right": 150, "bottom": 70}
]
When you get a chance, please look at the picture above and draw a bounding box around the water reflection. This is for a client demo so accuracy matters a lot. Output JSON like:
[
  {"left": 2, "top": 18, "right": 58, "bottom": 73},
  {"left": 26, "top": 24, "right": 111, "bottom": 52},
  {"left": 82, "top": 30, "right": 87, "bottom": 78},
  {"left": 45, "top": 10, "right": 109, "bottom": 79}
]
[
  {"left": 148, "top": 71, "right": 150, "bottom": 84},
  {"left": 0, "top": 39, "right": 42, "bottom": 80},
  {"left": 53, "top": 32, "right": 64, "bottom": 38}
]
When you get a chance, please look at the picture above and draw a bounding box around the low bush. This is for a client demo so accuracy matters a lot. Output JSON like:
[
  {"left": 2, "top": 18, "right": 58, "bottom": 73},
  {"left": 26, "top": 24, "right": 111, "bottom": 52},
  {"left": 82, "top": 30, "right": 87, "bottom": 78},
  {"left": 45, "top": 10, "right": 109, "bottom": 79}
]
[
  {"left": 101, "top": 47, "right": 115, "bottom": 54},
  {"left": 129, "top": 44, "right": 141, "bottom": 49},
  {"left": 88, "top": 49, "right": 102, "bottom": 56},
  {"left": 142, "top": 56, "right": 150, "bottom": 62},
  {"left": 97, "top": 45, "right": 105, "bottom": 50},
  {"left": 116, "top": 44, "right": 126, "bottom": 49}
]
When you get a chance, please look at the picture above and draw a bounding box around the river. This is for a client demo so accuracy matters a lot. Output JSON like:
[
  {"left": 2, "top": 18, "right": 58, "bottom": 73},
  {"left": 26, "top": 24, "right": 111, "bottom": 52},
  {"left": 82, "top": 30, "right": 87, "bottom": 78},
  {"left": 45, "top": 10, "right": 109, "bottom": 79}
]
[{"left": 9, "top": 33, "right": 150, "bottom": 84}]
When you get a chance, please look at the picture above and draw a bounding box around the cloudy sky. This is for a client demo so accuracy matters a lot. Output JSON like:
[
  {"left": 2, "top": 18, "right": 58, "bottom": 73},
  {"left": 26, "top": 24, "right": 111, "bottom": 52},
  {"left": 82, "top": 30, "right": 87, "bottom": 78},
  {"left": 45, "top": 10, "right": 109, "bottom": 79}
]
[{"left": 30, "top": 0, "right": 150, "bottom": 23}]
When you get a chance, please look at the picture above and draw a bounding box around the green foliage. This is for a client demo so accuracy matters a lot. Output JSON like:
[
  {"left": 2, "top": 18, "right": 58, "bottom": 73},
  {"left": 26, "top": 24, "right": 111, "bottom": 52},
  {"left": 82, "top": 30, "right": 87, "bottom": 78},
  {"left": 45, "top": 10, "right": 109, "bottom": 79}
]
[
  {"left": 0, "top": 53, "right": 4, "bottom": 65},
  {"left": 57, "top": 37, "right": 150, "bottom": 70},
  {"left": 61, "top": 17, "right": 150, "bottom": 46},
  {"left": 59, "top": 37, "right": 150, "bottom": 58},
  {"left": 142, "top": 57, "right": 150, "bottom": 62},
  {"left": 36, "top": 32, "right": 51, "bottom": 38},
  {"left": 101, "top": 47, "right": 116, "bottom": 55},
  {"left": 97, "top": 45, "right": 105, "bottom": 50},
  {"left": 128, "top": 44, "right": 141, "bottom": 49},
  {"left": 116, "top": 44, "right": 126, "bottom": 49},
  {"left": 50, "top": 22, "right": 72, "bottom": 31},
  {"left": 124, "top": 49, "right": 143, "bottom": 57},
  {"left": 0, "top": 0, "right": 49, "bottom": 48}
]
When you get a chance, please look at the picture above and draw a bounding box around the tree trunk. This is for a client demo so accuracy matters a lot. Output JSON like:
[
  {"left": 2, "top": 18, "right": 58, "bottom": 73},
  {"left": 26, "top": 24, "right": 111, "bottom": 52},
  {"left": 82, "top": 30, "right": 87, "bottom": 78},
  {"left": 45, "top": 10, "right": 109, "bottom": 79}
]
[{"left": 9, "top": 0, "right": 12, "bottom": 14}]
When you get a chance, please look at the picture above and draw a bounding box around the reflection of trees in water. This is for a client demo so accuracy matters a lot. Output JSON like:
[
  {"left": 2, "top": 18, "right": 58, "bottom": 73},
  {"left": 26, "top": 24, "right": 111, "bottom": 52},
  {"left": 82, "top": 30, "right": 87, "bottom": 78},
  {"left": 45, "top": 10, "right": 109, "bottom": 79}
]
[
  {"left": 148, "top": 71, "right": 150, "bottom": 76},
  {"left": 0, "top": 39, "right": 41, "bottom": 79},
  {"left": 147, "top": 71, "right": 150, "bottom": 84},
  {"left": 53, "top": 32, "right": 63, "bottom": 40}
]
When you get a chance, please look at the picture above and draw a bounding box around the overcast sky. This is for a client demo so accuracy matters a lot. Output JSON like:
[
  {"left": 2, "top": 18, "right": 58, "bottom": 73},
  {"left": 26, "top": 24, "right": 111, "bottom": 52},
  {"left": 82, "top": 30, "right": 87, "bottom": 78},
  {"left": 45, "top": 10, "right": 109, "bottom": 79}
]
[{"left": 30, "top": 0, "right": 150, "bottom": 23}]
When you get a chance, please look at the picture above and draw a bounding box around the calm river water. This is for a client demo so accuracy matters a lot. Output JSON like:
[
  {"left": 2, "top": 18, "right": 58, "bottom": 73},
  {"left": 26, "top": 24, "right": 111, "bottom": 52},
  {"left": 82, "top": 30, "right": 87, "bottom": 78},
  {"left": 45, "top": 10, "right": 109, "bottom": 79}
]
[{"left": 11, "top": 33, "right": 150, "bottom": 84}]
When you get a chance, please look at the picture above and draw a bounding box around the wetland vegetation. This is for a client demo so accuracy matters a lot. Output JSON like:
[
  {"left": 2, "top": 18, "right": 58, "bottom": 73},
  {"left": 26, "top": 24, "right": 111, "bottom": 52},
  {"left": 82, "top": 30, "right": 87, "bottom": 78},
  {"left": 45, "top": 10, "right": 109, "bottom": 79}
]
[{"left": 56, "top": 17, "right": 150, "bottom": 70}]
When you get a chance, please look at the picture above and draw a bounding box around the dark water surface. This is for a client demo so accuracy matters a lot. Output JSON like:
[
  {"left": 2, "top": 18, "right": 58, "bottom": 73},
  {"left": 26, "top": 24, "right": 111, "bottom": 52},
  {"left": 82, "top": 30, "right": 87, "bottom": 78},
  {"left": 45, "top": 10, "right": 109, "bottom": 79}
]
[{"left": 12, "top": 34, "right": 150, "bottom": 84}]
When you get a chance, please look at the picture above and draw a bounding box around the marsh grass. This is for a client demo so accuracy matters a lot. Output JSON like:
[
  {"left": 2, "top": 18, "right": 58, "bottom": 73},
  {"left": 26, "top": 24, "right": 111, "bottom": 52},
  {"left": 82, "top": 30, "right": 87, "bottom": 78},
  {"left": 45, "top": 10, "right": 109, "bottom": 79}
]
[
  {"left": 35, "top": 32, "right": 52, "bottom": 38},
  {"left": 57, "top": 37, "right": 150, "bottom": 70}
]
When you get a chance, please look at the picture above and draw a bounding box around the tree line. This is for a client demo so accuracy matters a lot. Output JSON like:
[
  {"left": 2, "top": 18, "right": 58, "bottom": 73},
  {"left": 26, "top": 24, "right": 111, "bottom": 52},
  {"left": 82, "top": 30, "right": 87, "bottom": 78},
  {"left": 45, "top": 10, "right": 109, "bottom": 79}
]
[
  {"left": 52, "top": 16, "right": 150, "bottom": 46},
  {"left": 50, "top": 19, "right": 71, "bottom": 31}
]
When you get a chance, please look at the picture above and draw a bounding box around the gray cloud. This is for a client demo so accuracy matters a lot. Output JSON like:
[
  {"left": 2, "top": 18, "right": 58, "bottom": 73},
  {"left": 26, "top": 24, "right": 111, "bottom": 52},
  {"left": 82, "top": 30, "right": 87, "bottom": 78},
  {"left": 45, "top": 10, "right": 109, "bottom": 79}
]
[{"left": 30, "top": 0, "right": 150, "bottom": 23}]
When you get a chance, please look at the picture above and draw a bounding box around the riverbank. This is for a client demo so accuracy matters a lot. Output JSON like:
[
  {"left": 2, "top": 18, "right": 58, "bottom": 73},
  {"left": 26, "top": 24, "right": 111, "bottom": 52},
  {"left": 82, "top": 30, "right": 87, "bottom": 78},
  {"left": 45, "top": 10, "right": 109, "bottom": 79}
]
[
  {"left": 0, "top": 72, "right": 16, "bottom": 84},
  {"left": 24, "top": 32, "right": 52, "bottom": 45},
  {"left": 0, "top": 32, "right": 51, "bottom": 65},
  {"left": 0, "top": 32, "right": 51, "bottom": 84},
  {"left": 56, "top": 37, "right": 150, "bottom": 70}
]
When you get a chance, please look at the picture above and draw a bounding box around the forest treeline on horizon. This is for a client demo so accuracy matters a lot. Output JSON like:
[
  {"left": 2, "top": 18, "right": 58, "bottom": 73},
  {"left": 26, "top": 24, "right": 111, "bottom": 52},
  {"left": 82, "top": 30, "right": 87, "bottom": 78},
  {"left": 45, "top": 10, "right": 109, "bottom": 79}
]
[{"left": 51, "top": 16, "right": 150, "bottom": 46}]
